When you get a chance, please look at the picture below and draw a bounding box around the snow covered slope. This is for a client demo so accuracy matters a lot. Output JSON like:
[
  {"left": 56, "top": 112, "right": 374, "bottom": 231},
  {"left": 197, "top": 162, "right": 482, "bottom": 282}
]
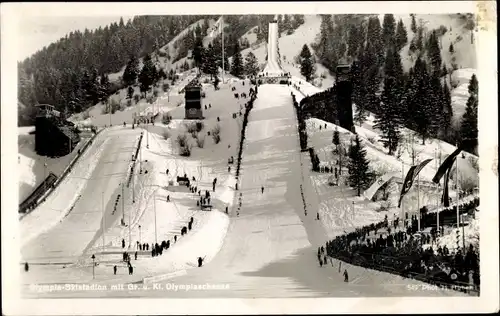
[
  {"left": 22, "top": 84, "right": 463, "bottom": 298},
  {"left": 391, "top": 14, "right": 477, "bottom": 72},
  {"left": 450, "top": 68, "right": 477, "bottom": 123},
  {"left": 22, "top": 22, "right": 470, "bottom": 298},
  {"left": 108, "top": 19, "right": 213, "bottom": 83}
]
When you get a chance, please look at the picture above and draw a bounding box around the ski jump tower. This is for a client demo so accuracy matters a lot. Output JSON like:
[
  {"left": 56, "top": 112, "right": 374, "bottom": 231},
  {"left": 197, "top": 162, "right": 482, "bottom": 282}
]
[{"left": 258, "top": 20, "right": 290, "bottom": 84}]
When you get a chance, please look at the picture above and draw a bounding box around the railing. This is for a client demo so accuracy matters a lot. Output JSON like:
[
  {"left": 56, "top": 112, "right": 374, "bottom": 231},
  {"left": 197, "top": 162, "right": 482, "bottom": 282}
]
[
  {"left": 19, "top": 127, "right": 106, "bottom": 218},
  {"left": 127, "top": 133, "right": 144, "bottom": 188},
  {"left": 19, "top": 173, "right": 58, "bottom": 213},
  {"left": 235, "top": 89, "right": 258, "bottom": 178}
]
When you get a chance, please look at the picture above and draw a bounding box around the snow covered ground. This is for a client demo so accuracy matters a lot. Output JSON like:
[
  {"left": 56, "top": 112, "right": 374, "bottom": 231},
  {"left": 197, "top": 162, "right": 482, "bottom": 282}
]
[
  {"left": 19, "top": 21, "right": 471, "bottom": 299},
  {"left": 20, "top": 127, "right": 139, "bottom": 254},
  {"left": 277, "top": 15, "right": 335, "bottom": 89},
  {"left": 392, "top": 14, "right": 477, "bottom": 72},
  {"left": 20, "top": 73, "right": 251, "bottom": 296},
  {"left": 22, "top": 84, "right": 463, "bottom": 298},
  {"left": 450, "top": 68, "right": 477, "bottom": 122}
]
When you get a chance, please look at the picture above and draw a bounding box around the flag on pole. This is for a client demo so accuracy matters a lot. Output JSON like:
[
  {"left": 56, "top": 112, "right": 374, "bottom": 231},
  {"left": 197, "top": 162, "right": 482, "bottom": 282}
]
[
  {"left": 432, "top": 147, "right": 462, "bottom": 183},
  {"left": 398, "top": 165, "right": 416, "bottom": 208},
  {"left": 432, "top": 146, "right": 463, "bottom": 207},
  {"left": 398, "top": 159, "right": 432, "bottom": 208},
  {"left": 442, "top": 167, "right": 453, "bottom": 207}
]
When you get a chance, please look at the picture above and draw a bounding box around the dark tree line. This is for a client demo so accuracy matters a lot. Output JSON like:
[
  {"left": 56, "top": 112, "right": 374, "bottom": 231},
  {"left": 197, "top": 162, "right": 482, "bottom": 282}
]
[
  {"left": 171, "top": 20, "right": 211, "bottom": 64},
  {"left": 348, "top": 135, "right": 373, "bottom": 196},
  {"left": 257, "top": 15, "right": 304, "bottom": 43},
  {"left": 310, "top": 14, "right": 477, "bottom": 155},
  {"left": 18, "top": 15, "right": 209, "bottom": 125}
]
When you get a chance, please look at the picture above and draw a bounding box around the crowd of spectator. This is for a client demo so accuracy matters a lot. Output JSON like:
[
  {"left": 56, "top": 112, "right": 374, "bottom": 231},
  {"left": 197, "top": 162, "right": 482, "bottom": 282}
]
[{"left": 326, "top": 207, "right": 480, "bottom": 294}]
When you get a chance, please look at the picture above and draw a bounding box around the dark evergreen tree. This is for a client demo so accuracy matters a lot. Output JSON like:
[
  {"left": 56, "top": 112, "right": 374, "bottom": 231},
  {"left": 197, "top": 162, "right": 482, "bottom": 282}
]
[
  {"left": 204, "top": 44, "right": 218, "bottom": 78},
  {"left": 382, "top": 14, "right": 396, "bottom": 47},
  {"left": 223, "top": 53, "right": 230, "bottom": 73},
  {"left": 127, "top": 86, "right": 134, "bottom": 100},
  {"left": 460, "top": 74, "right": 478, "bottom": 153},
  {"left": 374, "top": 48, "right": 404, "bottom": 155},
  {"left": 123, "top": 55, "right": 140, "bottom": 86},
  {"left": 359, "top": 42, "right": 381, "bottom": 114},
  {"left": 351, "top": 60, "right": 368, "bottom": 125},
  {"left": 192, "top": 36, "right": 205, "bottom": 70},
  {"left": 194, "top": 24, "right": 203, "bottom": 40},
  {"left": 293, "top": 14, "right": 305, "bottom": 26},
  {"left": 468, "top": 73, "right": 479, "bottom": 95},
  {"left": 282, "top": 15, "right": 291, "bottom": 32},
  {"left": 347, "top": 23, "right": 361, "bottom": 58},
  {"left": 409, "top": 57, "right": 434, "bottom": 144},
  {"left": 138, "top": 54, "right": 156, "bottom": 97},
  {"left": 299, "top": 44, "right": 314, "bottom": 82},
  {"left": 99, "top": 74, "right": 110, "bottom": 103},
  {"left": 410, "top": 14, "right": 417, "bottom": 33},
  {"left": 333, "top": 128, "right": 340, "bottom": 147},
  {"left": 230, "top": 42, "right": 244, "bottom": 78},
  {"left": 427, "top": 30, "right": 442, "bottom": 73},
  {"left": 348, "top": 135, "right": 371, "bottom": 196},
  {"left": 428, "top": 70, "right": 445, "bottom": 138},
  {"left": 416, "top": 26, "right": 424, "bottom": 51},
  {"left": 441, "top": 82, "right": 453, "bottom": 139},
  {"left": 367, "top": 16, "right": 384, "bottom": 67},
  {"left": 81, "top": 70, "right": 97, "bottom": 105},
  {"left": 395, "top": 19, "right": 408, "bottom": 51},
  {"left": 158, "top": 68, "right": 166, "bottom": 80},
  {"left": 315, "top": 15, "right": 336, "bottom": 70},
  {"left": 244, "top": 51, "right": 259, "bottom": 77},
  {"left": 449, "top": 43, "right": 455, "bottom": 53},
  {"left": 409, "top": 39, "right": 417, "bottom": 53},
  {"left": 441, "top": 64, "right": 448, "bottom": 77}
]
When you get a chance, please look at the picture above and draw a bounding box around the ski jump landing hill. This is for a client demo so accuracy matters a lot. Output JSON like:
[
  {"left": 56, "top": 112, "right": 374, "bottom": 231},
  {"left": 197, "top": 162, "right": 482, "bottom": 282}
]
[{"left": 16, "top": 21, "right": 464, "bottom": 300}]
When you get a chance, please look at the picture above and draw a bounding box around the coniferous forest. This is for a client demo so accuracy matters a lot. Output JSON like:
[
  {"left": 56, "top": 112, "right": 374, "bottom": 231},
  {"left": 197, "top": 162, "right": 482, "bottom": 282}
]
[
  {"left": 18, "top": 15, "right": 209, "bottom": 124},
  {"left": 307, "top": 14, "right": 477, "bottom": 154},
  {"left": 18, "top": 14, "right": 305, "bottom": 127},
  {"left": 18, "top": 14, "right": 476, "bottom": 155}
]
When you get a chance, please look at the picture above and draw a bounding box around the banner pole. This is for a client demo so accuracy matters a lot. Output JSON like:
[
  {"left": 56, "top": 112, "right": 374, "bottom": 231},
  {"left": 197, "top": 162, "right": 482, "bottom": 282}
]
[
  {"left": 401, "top": 160, "right": 404, "bottom": 226},
  {"left": 435, "top": 149, "right": 440, "bottom": 235},
  {"left": 456, "top": 147, "right": 460, "bottom": 237},
  {"left": 417, "top": 173, "right": 420, "bottom": 232}
]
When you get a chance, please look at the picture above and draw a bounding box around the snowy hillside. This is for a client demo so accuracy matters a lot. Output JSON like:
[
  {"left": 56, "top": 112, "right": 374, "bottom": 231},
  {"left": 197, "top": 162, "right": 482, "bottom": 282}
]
[
  {"left": 390, "top": 14, "right": 477, "bottom": 72},
  {"left": 449, "top": 68, "right": 478, "bottom": 122},
  {"left": 240, "top": 26, "right": 259, "bottom": 47},
  {"left": 108, "top": 19, "right": 215, "bottom": 83},
  {"left": 17, "top": 17, "right": 481, "bottom": 301}
]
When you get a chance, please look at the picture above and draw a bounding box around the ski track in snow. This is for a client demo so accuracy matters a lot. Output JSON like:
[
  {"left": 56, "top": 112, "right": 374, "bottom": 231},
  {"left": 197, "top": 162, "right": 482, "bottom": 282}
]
[{"left": 19, "top": 21, "right": 469, "bottom": 299}]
